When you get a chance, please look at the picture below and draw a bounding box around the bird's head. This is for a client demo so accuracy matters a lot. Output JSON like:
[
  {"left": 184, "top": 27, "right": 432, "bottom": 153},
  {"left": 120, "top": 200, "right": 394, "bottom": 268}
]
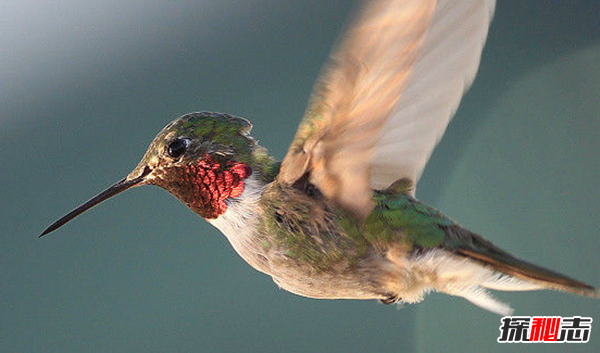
[{"left": 41, "top": 112, "right": 277, "bottom": 236}]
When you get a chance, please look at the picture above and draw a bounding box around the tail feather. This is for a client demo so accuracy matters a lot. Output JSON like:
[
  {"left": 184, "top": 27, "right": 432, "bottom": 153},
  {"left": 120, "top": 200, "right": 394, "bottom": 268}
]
[
  {"left": 481, "top": 272, "right": 543, "bottom": 292},
  {"left": 442, "top": 224, "right": 598, "bottom": 298},
  {"left": 457, "top": 248, "right": 598, "bottom": 298},
  {"left": 447, "top": 285, "right": 514, "bottom": 316},
  {"left": 410, "top": 246, "right": 595, "bottom": 315}
]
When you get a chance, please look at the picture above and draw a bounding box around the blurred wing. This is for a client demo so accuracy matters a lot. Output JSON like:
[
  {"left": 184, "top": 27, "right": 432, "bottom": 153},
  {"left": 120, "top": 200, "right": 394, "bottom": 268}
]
[
  {"left": 278, "top": 0, "right": 495, "bottom": 218},
  {"left": 278, "top": 0, "right": 436, "bottom": 217},
  {"left": 371, "top": 0, "right": 495, "bottom": 190}
]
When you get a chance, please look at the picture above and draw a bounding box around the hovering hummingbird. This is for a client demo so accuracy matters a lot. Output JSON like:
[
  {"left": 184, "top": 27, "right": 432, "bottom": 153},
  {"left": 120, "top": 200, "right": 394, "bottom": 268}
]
[{"left": 41, "top": 0, "right": 596, "bottom": 315}]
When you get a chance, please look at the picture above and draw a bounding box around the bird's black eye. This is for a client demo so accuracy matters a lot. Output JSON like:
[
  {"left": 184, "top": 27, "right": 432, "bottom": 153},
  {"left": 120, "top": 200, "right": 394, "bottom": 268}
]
[{"left": 167, "top": 138, "right": 189, "bottom": 158}]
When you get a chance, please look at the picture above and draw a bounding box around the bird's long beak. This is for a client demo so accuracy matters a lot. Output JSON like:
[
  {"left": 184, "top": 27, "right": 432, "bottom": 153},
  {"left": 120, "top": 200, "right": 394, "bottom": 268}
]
[{"left": 40, "top": 166, "right": 152, "bottom": 237}]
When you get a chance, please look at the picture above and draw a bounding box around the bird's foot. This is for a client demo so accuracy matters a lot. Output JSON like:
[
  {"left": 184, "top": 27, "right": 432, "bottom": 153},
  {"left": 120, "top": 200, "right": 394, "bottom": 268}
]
[{"left": 379, "top": 294, "right": 401, "bottom": 305}]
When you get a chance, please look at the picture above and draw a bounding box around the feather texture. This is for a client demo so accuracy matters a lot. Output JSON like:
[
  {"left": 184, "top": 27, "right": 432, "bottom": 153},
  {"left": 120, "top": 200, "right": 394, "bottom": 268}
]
[
  {"left": 371, "top": 0, "right": 496, "bottom": 190},
  {"left": 278, "top": 0, "right": 437, "bottom": 218},
  {"left": 279, "top": 0, "right": 496, "bottom": 219}
]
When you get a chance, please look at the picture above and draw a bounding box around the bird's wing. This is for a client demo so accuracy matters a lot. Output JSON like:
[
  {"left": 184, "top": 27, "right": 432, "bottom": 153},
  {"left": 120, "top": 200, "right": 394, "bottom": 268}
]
[
  {"left": 370, "top": 0, "right": 495, "bottom": 190},
  {"left": 278, "top": 0, "right": 495, "bottom": 219}
]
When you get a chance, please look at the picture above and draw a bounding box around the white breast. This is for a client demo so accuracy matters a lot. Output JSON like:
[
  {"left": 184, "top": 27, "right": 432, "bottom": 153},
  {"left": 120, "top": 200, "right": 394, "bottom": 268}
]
[{"left": 207, "top": 175, "right": 271, "bottom": 275}]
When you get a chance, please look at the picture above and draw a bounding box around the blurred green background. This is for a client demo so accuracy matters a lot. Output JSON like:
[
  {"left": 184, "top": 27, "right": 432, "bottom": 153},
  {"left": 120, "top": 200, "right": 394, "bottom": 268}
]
[{"left": 1, "top": 1, "right": 599, "bottom": 352}]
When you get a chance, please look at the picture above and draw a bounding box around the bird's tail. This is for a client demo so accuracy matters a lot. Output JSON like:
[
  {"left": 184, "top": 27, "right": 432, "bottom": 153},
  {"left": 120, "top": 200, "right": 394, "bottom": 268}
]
[
  {"left": 440, "top": 223, "right": 598, "bottom": 298},
  {"left": 427, "top": 224, "right": 598, "bottom": 315},
  {"left": 457, "top": 246, "right": 598, "bottom": 298}
]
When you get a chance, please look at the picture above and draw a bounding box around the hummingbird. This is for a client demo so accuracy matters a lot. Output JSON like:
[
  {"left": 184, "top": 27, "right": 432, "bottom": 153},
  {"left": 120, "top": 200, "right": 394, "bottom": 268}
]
[{"left": 41, "top": 0, "right": 596, "bottom": 315}]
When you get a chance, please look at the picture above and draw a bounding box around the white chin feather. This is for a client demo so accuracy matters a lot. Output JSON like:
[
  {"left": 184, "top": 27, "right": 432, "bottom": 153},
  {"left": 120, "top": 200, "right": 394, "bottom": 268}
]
[{"left": 207, "top": 174, "right": 263, "bottom": 236}]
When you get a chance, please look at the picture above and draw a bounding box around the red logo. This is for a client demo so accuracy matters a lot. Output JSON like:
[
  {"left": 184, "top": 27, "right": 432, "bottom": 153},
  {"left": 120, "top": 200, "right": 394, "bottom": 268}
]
[{"left": 498, "top": 316, "right": 592, "bottom": 343}]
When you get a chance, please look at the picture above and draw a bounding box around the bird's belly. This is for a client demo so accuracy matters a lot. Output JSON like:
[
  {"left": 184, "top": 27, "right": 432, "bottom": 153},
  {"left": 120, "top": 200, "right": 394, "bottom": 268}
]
[
  {"left": 224, "top": 235, "right": 378, "bottom": 299},
  {"left": 267, "top": 257, "right": 382, "bottom": 300},
  {"left": 272, "top": 275, "right": 378, "bottom": 300}
]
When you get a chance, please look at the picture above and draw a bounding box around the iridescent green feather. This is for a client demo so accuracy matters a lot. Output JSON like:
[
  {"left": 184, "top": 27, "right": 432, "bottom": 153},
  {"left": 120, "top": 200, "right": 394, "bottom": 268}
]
[
  {"left": 371, "top": 192, "right": 452, "bottom": 248},
  {"left": 175, "top": 112, "right": 280, "bottom": 183},
  {"left": 261, "top": 181, "right": 459, "bottom": 270}
]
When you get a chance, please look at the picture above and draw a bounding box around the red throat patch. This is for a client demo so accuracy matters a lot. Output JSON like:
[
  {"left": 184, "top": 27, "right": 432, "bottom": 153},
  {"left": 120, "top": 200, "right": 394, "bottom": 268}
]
[{"left": 175, "top": 155, "right": 252, "bottom": 219}]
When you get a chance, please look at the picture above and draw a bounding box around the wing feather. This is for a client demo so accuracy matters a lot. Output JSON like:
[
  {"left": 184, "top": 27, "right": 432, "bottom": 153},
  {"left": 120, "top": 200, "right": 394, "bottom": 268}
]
[
  {"left": 371, "top": 0, "right": 495, "bottom": 189},
  {"left": 279, "top": 0, "right": 495, "bottom": 218},
  {"left": 279, "top": 0, "right": 437, "bottom": 218}
]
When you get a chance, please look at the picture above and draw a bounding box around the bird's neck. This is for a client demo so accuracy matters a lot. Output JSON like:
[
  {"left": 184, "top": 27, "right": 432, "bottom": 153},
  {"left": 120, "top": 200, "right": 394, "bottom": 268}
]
[
  {"left": 160, "top": 154, "right": 252, "bottom": 219},
  {"left": 208, "top": 173, "right": 265, "bottom": 231},
  {"left": 203, "top": 144, "right": 278, "bottom": 270},
  {"left": 207, "top": 174, "right": 271, "bottom": 273},
  {"left": 160, "top": 144, "right": 279, "bottom": 220}
]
